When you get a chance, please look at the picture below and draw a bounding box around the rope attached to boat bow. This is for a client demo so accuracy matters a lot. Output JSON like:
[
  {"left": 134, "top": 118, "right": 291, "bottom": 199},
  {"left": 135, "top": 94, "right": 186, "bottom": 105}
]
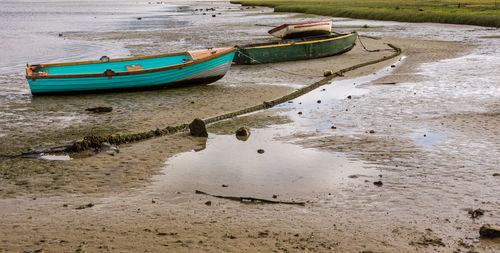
[{"left": 235, "top": 49, "right": 324, "bottom": 78}]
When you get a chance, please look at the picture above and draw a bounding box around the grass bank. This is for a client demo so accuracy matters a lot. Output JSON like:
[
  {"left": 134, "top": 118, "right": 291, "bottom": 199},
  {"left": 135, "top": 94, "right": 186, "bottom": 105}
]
[{"left": 232, "top": 0, "right": 500, "bottom": 27}]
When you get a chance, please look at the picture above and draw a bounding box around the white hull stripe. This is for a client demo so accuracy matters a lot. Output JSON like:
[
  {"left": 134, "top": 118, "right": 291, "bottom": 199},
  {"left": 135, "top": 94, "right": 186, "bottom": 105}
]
[{"left": 175, "top": 61, "right": 232, "bottom": 82}]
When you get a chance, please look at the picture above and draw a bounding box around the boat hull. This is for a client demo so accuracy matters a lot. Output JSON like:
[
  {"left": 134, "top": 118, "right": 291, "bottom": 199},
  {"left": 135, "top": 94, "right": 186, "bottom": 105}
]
[
  {"left": 234, "top": 33, "right": 357, "bottom": 65},
  {"left": 27, "top": 49, "right": 235, "bottom": 95}
]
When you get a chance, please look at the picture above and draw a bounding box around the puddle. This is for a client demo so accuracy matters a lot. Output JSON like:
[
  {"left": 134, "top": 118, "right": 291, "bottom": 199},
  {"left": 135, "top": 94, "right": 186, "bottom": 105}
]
[
  {"left": 411, "top": 128, "right": 447, "bottom": 146},
  {"left": 155, "top": 128, "right": 374, "bottom": 199},
  {"left": 39, "top": 154, "right": 72, "bottom": 161},
  {"left": 274, "top": 56, "right": 406, "bottom": 133},
  {"left": 153, "top": 55, "right": 407, "bottom": 198}
]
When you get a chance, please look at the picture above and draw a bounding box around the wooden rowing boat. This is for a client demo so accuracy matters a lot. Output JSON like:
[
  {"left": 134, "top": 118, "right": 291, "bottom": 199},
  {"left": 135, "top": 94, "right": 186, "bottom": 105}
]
[
  {"left": 233, "top": 32, "right": 357, "bottom": 65},
  {"left": 26, "top": 47, "right": 236, "bottom": 95},
  {"left": 268, "top": 20, "right": 333, "bottom": 39}
]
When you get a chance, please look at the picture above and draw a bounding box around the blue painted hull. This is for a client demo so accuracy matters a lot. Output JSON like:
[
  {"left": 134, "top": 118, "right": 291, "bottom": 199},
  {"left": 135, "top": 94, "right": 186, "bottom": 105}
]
[{"left": 27, "top": 49, "right": 235, "bottom": 95}]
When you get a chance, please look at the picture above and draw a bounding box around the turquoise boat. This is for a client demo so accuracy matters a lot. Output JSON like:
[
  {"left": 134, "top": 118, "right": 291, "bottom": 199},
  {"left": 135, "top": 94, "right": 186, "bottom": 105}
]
[{"left": 26, "top": 47, "right": 236, "bottom": 95}]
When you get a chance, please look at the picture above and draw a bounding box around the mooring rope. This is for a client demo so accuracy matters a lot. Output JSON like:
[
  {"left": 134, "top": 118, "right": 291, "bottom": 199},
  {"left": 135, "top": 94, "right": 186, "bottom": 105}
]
[
  {"left": 235, "top": 49, "right": 324, "bottom": 78},
  {"left": 355, "top": 32, "right": 381, "bottom": 52},
  {"left": 22, "top": 44, "right": 401, "bottom": 154}
]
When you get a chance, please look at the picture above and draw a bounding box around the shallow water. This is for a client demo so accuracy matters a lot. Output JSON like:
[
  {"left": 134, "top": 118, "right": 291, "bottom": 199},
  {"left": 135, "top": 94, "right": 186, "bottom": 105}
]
[{"left": 155, "top": 126, "right": 378, "bottom": 199}]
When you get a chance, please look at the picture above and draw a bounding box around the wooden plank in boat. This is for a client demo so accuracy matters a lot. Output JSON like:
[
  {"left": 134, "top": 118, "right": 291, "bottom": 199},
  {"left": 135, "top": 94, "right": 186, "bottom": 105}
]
[
  {"left": 126, "top": 65, "right": 143, "bottom": 71},
  {"left": 189, "top": 50, "right": 217, "bottom": 61}
]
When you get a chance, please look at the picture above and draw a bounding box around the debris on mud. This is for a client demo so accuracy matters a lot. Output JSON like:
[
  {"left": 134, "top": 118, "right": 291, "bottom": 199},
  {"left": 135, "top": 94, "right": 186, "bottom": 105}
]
[
  {"left": 410, "top": 235, "right": 445, "bottom": 247},
  {"left": 101, "top": 142, "right": 119, "bottom": 156},
  {"left": 195, "top": 190, "right": 305, "bottom": 206},
  {"left": 75, "top": 203, "right": 94, "bottom": 210},
  {"left": 468, "top": 208, "right": 485, "bottom": 218}
]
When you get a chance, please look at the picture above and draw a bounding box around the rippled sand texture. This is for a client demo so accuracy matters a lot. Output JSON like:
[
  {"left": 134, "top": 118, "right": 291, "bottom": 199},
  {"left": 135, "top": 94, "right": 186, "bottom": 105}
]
[{"left": 1, "top": 0, "right": 500, "bottom": 252}]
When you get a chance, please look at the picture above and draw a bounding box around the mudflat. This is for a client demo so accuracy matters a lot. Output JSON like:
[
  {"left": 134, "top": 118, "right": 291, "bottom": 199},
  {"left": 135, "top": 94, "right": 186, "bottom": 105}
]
[{"left": 1, "top": 2, "right": 499, "bottom": 253}]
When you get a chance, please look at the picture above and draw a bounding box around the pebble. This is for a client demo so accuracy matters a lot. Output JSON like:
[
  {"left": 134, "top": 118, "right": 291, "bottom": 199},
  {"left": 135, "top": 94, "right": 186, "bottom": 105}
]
[
  {"left": 257, "top": 149, "right": 265, "bottom": 154},
  {"left": 204, "top": 201, "right": 212, "bottom": 206},
  {"left": 235, "top": 126, "right": 250, "bottom": 137},
  {"left": 373, "top": 181, "right": 383, "bottom": 186},
  {"left": 479, "top": 224, "right": 500, "bottom": 238},
  {"left": 189, "top": 118, "right": 207, "bottom": 137}
]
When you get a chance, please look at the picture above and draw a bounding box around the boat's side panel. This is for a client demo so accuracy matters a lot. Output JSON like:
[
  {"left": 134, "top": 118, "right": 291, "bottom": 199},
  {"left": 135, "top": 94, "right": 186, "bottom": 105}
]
[
  {"left": 234, "top": 33, "right": 357, "bottom": 64},
  {"left": 36, "top": 54, "right": 188, "bottom": 75},
  {"left": 28, "top": 51, "right": 235, "bottom": 94}
]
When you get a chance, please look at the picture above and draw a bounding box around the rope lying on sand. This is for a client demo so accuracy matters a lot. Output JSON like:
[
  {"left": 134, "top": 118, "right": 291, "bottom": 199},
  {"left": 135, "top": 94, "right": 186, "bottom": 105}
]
[{"left": 22, "top": 42, "right": 402, "bottom": 155}]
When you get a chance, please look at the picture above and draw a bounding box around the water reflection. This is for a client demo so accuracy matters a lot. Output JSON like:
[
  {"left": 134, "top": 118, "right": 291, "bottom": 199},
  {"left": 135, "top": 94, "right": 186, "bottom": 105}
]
[{"left": 156, "top": 128, "right": 373, "bottom": 198}]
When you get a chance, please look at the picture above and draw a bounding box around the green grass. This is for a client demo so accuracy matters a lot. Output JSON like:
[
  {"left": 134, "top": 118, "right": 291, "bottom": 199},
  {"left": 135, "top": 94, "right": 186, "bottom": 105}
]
[{"left": 231, "top": 0, "right": 500, "bottom": 27}]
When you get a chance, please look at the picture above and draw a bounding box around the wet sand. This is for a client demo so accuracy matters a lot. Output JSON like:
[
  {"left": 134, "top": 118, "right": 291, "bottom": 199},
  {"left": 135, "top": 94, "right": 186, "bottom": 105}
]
[{"left": 1, "top": 1, "right": 499, "bottom": 253}]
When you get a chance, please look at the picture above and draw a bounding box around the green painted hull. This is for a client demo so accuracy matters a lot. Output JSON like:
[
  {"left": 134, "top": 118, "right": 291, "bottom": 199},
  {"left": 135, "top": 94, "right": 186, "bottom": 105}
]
[{"left": 233, "top": 33, "right": 357, "bottom": 65}]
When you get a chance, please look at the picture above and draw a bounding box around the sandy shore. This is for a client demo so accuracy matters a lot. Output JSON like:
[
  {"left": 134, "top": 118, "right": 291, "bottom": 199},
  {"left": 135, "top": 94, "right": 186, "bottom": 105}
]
[{"left": 1, "top": 2, "right": 499, "bottom": 253}]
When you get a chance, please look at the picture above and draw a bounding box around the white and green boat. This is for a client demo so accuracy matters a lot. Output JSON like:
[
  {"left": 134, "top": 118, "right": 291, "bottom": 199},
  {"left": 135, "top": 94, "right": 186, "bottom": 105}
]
[{"left": 233, "top": 33, "right": 357, "bottom": 65}]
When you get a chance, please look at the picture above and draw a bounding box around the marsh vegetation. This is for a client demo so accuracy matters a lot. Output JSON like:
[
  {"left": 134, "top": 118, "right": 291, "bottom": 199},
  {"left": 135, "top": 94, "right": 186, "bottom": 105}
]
[{"left": 232, "top": 0, "right": 500, "bottom": 27}]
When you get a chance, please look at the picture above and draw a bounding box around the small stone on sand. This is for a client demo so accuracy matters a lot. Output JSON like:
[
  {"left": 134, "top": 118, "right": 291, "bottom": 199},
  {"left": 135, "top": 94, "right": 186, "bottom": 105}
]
[
  {"left": 189, "top": 118, "right": 207, "bottom": 137},
  {"left": 479, "top": 224, "right": 500, "bottom": 238}
]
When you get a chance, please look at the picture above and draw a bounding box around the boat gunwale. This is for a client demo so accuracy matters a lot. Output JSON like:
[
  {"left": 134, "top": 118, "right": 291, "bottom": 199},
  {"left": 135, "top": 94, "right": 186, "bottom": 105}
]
[
  {"left": 240, "top": 33, "right": 356, "bottom": 50},
  {"left": 267, "top": 19, "right": 333, "bottom": 34},
  {"left": 26, "top": 47, "right": 236, "bottom": 79}
]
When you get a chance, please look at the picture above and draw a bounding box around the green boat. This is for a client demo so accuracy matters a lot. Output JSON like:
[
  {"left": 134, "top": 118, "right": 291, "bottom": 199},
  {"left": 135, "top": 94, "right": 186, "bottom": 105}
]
[
  {"left": 233, "top": 32, "right": 357, "bottom": 65},
  {"left": 26, "top": 47, "right": 236, "bottom": 95}
]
